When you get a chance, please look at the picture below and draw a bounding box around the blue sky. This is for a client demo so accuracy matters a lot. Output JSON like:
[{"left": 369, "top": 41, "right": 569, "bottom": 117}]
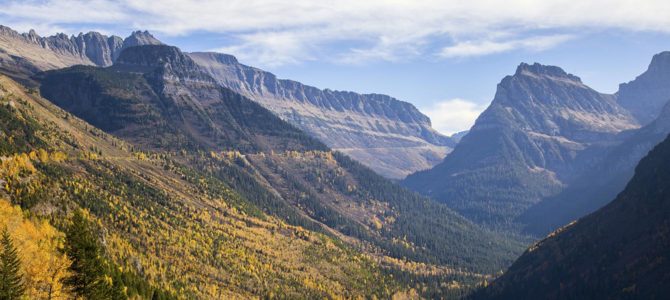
[{"left": 2, "top": 0, "right": 670, "bottom": 134}]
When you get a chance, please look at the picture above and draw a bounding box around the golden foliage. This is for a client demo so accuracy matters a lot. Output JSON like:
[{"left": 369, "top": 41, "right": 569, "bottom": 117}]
[
  {"left": 0, "top": 198, "right": 72, "bottom": 299},
  {"left": 0, "top": 153, "right": 36, "bottom": 180}
]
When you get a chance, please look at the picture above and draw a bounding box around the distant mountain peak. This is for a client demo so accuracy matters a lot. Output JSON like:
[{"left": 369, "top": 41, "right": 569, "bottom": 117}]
[
  {"left": 647, "top": 51, "right": 670, "bottom": 72},
  {"left": 117, "top": 44, "right": 184, "bottom": 66},
  {"left": 126, "top": 30, "right": 163, "bottom": 45},
  {"left": 403, "top": 61, "right": 637, "bottom": 228},
  {"left": 617, "top": 50, "right": 670, "bottom": 125},
  {"left": 0, "top": 24, "right": 165, "bottom": 72},
  {"left": 124, "top": 30, "right": 162, "bottom": 47},
  {"left": 515, "top": 62, "right": 582, "bottom": 82}
]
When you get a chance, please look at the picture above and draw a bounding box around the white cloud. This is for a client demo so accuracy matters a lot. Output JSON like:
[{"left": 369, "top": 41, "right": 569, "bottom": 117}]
[
  {"left": 2, "top": 0, "right": 670, "bottom": 66},
  {"left": 421, "top": 99, "right": 489, "bottom": 135},
  {"left": 214, "top": 31, "right": 318, "bottom": 67},
  {"left": 439, "top": 34, "right": 575, "bottom": 58}
]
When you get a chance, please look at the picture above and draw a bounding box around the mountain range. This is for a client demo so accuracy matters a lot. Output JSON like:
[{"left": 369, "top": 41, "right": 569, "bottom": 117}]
[
  {"left": 0, "top": 25, "right": 453, "bottom": 179},
  {"left": 0, "top": 25, "right": 521, "bottom": 298},
  {"left": 1, "top": 23, "right": 669, "bottom": 299},
  {"left": 0, "top": 25, "right": 161, "bottom": 84},
  {"left": 189, "top": 52, "right": 455, "bottom": 179}
]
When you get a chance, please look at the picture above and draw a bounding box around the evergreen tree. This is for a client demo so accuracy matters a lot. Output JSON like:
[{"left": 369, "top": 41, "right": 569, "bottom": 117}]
[
  {"left": 63, "top": 210, "right": 124, "bottom": 299},
  {"left": 0, "top": 228, "right": 24, "bottom": 300}
]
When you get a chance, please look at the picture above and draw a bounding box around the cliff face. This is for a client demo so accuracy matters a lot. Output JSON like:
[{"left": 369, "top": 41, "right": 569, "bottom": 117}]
[
  {"left": 0, "top": 25, "right": 162, "bottom": 84},
  {"left": 403, "top": 63, "right": 638, "bottom": 228},
  {"left": 188, "top": 52, "right": 454, "bottom": 179},
  {"left": 617, "top": 51, "right": 670, "bottom": 125}
]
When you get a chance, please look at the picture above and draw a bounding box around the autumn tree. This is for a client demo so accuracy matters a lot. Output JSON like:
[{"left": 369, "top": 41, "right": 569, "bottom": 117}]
[{"left": 0, "top": 228, "right": 24, "bottom": 300}]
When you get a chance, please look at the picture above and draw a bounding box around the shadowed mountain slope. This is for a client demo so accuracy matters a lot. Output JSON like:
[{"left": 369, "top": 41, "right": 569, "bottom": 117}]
[
  {"left": 473, "top": 133, "right": 670, "bottom": 300},
  {"left": 519, "top": 52, "right": 670, "bottom": 236}
]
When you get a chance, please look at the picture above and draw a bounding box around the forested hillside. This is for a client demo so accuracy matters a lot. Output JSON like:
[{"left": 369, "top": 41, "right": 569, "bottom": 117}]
[
  {"left": 473, "top": 133, "right": 670, "bottom": 299},
  {"left": 0, "top": 75, "right": 406, "bottom": 298}
]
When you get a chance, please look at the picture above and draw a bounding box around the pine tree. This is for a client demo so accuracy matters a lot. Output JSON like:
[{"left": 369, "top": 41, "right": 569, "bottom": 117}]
[
  {"left": 63, "top": 210, "right": 124, "bottom": 299},
  {"left": 0, "top": 228, "right": 24, "bottom": 300}
]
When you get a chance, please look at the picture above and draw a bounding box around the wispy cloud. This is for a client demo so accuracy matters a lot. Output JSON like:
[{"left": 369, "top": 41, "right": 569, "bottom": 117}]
[
  {"left": 439, "top": 34, "right": 575, "bottom": 58},
  {"left": 421, "top": 99, "right": 489, "bottom": 135},
  {"left": 2, "top": 0, "right": 670, "bottom": 66},
  {"left": 213, "top": 31, "right": 318, "bottom": 67}
]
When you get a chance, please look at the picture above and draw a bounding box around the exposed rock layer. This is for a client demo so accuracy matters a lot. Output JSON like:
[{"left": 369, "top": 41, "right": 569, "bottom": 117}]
[{"left": 189, "top": 52, "right": 454, "bottom": 179}]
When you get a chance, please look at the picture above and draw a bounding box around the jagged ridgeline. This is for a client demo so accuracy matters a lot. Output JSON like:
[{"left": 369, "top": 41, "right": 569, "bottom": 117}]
[
  {"left": 188, "top": 52, "right": 455, "bottom": 179},
  {"left": 0, "top": 43, "right": 523, "bottom": 298},
  {"left": 0, "top": 24, "right": 455, "bottom": 180}
]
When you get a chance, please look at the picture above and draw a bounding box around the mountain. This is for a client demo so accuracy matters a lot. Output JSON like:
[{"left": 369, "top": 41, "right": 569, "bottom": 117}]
[
  {"left": 519, "top": 52, "right": 670, "bottom": 236},
  {"left": 0, "top": 73, "right": 408, "bottom": 298},
  {"left": 403, "top": 63, "right": 638, "bottom": 229},
  {"left": 472, "top": 134, "right": 670, "bottom": 300},
  {"left": 188, "top": 52, "right": 455, "bottom": 179},
  {"left": 31, "top": 44, "right": 523, "bottom": 296},
  {"left": 0, "top": 25, "right": 161, "bottom": 84},
  {"left": 617, "top": 51, "right": 670, "bottom": 125},
  {"left": 0, "top": 25, "right": 454, "bottom": 179},
  {"left": 38, "top": 45, "right": 323, "bottom": 153},
  {"left": 0, "top": 50, "right": 519, "bottom": 297}
]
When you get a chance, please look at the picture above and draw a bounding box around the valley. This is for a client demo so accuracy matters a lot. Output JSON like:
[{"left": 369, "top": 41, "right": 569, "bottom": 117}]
[{"left": 0, "top": 11, "right": 669, "bottom": 299}]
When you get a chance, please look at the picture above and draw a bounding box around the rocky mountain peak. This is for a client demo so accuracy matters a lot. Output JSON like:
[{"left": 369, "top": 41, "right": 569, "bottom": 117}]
[
  {"left": 514, "top": 62, "right": 582, "bottom": 82},
  {"left": 115, "top": 45, "right": 215, "bottom": 85},
  {"left": 648, "top": 51, "right": 670, "bottom": 72},
  {"left": 495, "top": 63, "right": 616, "bottom": 117},
  {"left": 116, "top": 44, "right": 192, "bottom": 68},
  {"left": 124, "top": 30, "right": 162, "bottom": 48},
  {"left": 617, "top": 51, "right": 670, "bottom": 125},
  {"left": 0, "top": 25, "right": 17, "bottom": 36},
  {"left": 74, "top": 31, "right": 118, "bottom": 66},
  {"left": 403, "top": 62, "right": 638, "bottom": 228}
]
